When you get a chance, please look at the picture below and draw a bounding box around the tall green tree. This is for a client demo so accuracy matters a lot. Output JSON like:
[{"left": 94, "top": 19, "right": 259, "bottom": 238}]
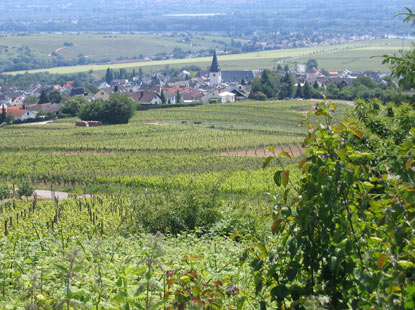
[
  {"left": 62, "top": 95, "right": 88, "bottom": 116},
  {"left": 48, "top": 89, "right": 62, "bottom": 104},
  {"left": 160, "top": 90, "right": 166, "bottom": 104},
  {"left": 303, "top": 81, "right": 312, "bottom": 99},
  {"left": 0, "top": 105, "right": 5, "bottom": 123},
  {"left": 295, "top": 84, "right": 303, "bottom": 98},
  {"left": 38, "top": 90, "right": 49, "bottom": 104},
  {"left": 105, "top": 68, "right": 113, "bottom": 84},
  {"left": 306, "top": 58, "right": 318, "bottom": 71}
]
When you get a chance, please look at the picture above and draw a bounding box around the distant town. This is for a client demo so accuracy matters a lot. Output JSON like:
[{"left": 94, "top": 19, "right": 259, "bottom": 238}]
[{"left": 0, "top": 51, "right": 392, "bottom": 124}]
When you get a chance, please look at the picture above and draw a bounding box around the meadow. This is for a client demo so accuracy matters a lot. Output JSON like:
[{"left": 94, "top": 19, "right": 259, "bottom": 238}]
[
  {"left": 0, "top": 100, "right": 356, "bottom": 308},
  {"left": 0, "top": 33, "right": 246, "bottom": 62},
  {"left": 5, "top": 38, "right": 412, "bottom": 76}
]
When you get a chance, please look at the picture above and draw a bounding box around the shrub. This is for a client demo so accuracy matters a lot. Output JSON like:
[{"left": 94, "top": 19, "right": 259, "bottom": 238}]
[
  {"left": 135, "top": 189, "right": 221, "bottom": 235},
  {"left": 0, "top": 184, "right": 11, "bottom": 200},
  {"left": 17, "top": 180, "right": 33, "bottom": 199}
]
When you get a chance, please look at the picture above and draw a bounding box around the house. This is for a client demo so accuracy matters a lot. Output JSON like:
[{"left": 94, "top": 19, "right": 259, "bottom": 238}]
[
  {"left": 181, "top": 90, "right": 204, "bottom": 103},
  {"left": 201, "top": 90, "right": 221, "bottom": 104},
  {"left": 221, "top": 71, "right": 256, "bottom": 84},
  {"left": 218, "top": 92, "right": 236, "bottom": 103},
  {"left": 98, "top": 82, "right": 111, "bottom": 89},
  {"left": 70, "top": 88, "right": 86, "bottom": 97},
  {"left": 27, "top": 103, "right": 62, "bottom": 115},
  {"left": 231, "top": 86, "right": 250, "bottom": 100},
  {"left": 132, "top": 90, "right": 162, "bottom": 105},
  {"left": 94, "top": 88, "right": 113, "bottom": 101},
  {"left": 2, "top": 106, "right": 37, "bottom": 122}
]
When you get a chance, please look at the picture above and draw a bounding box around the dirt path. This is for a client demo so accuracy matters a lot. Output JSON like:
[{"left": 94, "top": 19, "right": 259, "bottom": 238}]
[
  {"left": 218, "top": 144, "right": 305, "bottom": 158},
  {"left": 17, "top": 120, "right": 53, "bottom": 126},
  {"left": 34, "top": 190, "right": 91, "bottom": 200}
]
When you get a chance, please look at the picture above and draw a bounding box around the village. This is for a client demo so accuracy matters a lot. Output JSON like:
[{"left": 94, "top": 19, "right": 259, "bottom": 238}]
[{"left": 0, "top": 51, "right": 390, "bottom": 123}]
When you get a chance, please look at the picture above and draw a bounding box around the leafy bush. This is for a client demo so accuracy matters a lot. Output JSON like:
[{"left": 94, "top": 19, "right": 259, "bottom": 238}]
[
  {"left": 79, "top": 94, "right": 134, "bottom": 124},
  {"left": 254, "top": 100, "right": 415, "bottom": 309},
  {"left": 134, "top": 189, "right": 222, "bottom": 234},
  {"left": 17, "top": 180, "right": 33, "bottom": 199},
  {"left": 0, "top": 184, "right": 11, "bottom": 200}
]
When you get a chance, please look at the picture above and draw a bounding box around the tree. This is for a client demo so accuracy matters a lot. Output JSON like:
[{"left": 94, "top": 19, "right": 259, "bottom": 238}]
[
  {"left": 278, "top": 72, "right": 294, "bottom": 99},
  {"left": 17, "top": 180, "right": 33, "bottom": 199},
  {"left": 306, "top": 58, "right": 318, "bottom": 71},
  {"left": 62, "top": 95, "right": 88, "bottom": 116},
  {"left": 79, "top": 94, "right": 134, "bottom": 124},
  {"left": 48, "top": 89, "right": 62, "bottom": 103},
  {"left": 0, "top": 105, "right": 5, "bottom": 123},
  {"left": 79, "top": 99, "right": 105, "bottom": 122},
  {"left": 295, "top": 84, "right": 303, "bottom": 98},
  {"left": 102, "top": 94, "right": 135, "bottom": 124},
  {"left": 313, "top": 81, "right": 319, "bottom": 89},
  {"left": 38, "top": 90, "right": 49, "bottom": 104},
  {"left": 382, "top": 7, "right": 415, "bottom": 89},
  {"left": 160, "top": 90, "right": 166, "bottom": 104},
  {"left": 24, "top": 96, "right": 37, "bottom": 105},
  {"left": 175, "top": 90, "right": 181, "bottom": 104},
  {"left": 105, "top": 68, "right": 113, "bottom": 84},
  {"left": 303, "top": 81, "right": 312, "bottom": 99}
]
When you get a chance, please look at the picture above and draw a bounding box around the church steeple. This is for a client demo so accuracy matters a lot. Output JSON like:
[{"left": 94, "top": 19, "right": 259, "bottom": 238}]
[
  {"left": 210, "top": 50, "right": 221, "bottom": 73},
  {"left": 209, "top": 50, "right": 222, "bottom": 85}
]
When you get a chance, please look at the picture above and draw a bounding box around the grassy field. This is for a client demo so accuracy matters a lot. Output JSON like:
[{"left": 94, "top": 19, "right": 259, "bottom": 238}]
[
  {"left": 0, "top": 33, "right": 246, "bottom": 61},
  {"left": 5, "top": 38, "right": 411, "bottom": 76}
]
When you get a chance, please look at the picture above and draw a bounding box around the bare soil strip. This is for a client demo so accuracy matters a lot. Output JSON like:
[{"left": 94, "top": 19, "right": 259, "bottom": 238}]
[{"left": 218, "top": 144, "right": 305, "bottom": 158}]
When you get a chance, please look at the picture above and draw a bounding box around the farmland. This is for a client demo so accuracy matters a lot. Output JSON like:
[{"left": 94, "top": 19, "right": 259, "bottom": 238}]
[
  {"left": 0, "top": 99, "right": 351, "bottom": 308},
  {"left": 5, "top": 38, "right": 412, "bottom": 76},
  {"left": 0, "top": 33, "right": 246, "bottom": 62}
]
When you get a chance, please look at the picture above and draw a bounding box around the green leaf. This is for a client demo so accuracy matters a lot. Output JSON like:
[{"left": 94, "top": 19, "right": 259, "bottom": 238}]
[
  {"left": 336, "top": 149, "right": 347, "bottom": 161},
  {"left": 256, "top": 244, "right": 268, "bottom": 256},
  {"left": 279, "top": 151, "right": 291, "bottom": 159},
  {"left": 378, "top": 254, "right": 389, "bottom": 269},
  {"left": 282, "top": 170, "right": 290, "bottom": 187},
  {"left": 350, "top": 128, "right": 363, "bottom": 139},
  {"left": 263, "top": 156, "right": 275, "bottom": 169},
  {"left": 274, "top": 171, "right": 282, "bottom": 186},
  {"left": 398, "top": 260, "right": 414, "bottom": 270},
  {"left": 271, "top": 285, "right": 289, "bottom": 302}
]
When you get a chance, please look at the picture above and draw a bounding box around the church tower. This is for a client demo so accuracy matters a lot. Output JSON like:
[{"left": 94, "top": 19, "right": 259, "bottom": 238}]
[{"left": 209, "top": 50, "right": 222, "bottom": 86}]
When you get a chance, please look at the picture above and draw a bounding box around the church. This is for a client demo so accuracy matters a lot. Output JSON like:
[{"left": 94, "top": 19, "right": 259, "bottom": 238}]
[{"left": 208, "top": 51, "right": 258, "bottom": 86}]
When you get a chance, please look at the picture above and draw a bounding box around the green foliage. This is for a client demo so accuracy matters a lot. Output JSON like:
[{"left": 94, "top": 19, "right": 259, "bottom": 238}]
[
  {"left": 79, "top": 94, "right": 135, "bottom": 124},
  {"left": 256, "top": 99, "right": 415, "bottom": 309},
  {"left": 303, "top": 81, "right": 312, "bottom": 99},
  {"left": 306, "top": 58, "right": 318, "bottom": 70},
  {"left": 48, "top": 89, "right": 63, "bottom": 104},
  {"left": 38, "top": 90, "right": 49, "bottom": 104},
  {"left": 17, "top": 180, "right": 33, "bottom": 198},
  {"left": 135, "top": 189, "right": 221, "bottom": 234},
  {"left": 0, "top": 184, "right": 11, "bottom": 200},
  {"left": 62, "top": 95, "right": 88, "bottom": 116},
  {"left": 382, "top": 8, "right": 415, "bottom": 89}
]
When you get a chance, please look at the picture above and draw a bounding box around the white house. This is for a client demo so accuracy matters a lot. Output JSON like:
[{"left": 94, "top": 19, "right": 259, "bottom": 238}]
[
  {"left": 2, "top": 107, "right": 37, "bottom": 122},
  {"left": 201, "top": 90, "right": 220, "bottom": 104},
  {"left": 218, "top": 92, "right": 236, "bottom": 103}
]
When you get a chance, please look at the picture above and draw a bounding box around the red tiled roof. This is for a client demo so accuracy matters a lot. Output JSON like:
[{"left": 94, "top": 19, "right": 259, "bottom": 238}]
[{"left": 4, "top": 107, "right": 29, "bottom": 117}]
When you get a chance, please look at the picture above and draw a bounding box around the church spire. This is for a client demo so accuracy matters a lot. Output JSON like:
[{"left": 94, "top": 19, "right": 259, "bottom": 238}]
[{"left": 210, "top": 50, "right": 221, "bottom": 73}]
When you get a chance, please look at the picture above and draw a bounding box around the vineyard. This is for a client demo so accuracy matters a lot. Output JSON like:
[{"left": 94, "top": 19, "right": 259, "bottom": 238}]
[{"left": 0, "top": 99, "right": 360, "bottom": 309}]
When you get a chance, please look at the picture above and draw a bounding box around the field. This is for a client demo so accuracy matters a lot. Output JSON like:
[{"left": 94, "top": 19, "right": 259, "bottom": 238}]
[
  {"left": 5, "top": 38, "right": 412, "bottom": 76},
  {"left": 0, "top": 33, "right": 247, "bottom": 61},
  {"left": 0, "top": 100, "right": 352, "bottom": 308}
]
